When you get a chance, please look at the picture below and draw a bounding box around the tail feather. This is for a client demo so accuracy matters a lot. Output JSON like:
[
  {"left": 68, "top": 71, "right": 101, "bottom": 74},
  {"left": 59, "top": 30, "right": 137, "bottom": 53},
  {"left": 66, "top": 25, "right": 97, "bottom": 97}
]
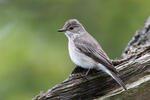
[
  {"left": 97, "top": 64, "right": 127, "bottom": 90},
  {"left": 109, "top": 70, "right": 127, "bottom": 90}
]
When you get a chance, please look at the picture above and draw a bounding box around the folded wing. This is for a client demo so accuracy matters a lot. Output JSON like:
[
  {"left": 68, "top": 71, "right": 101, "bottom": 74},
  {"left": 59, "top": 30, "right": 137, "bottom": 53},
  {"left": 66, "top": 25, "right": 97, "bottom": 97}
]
[{"left": 74, "top": 38, "right": 119, "bottom": 74}]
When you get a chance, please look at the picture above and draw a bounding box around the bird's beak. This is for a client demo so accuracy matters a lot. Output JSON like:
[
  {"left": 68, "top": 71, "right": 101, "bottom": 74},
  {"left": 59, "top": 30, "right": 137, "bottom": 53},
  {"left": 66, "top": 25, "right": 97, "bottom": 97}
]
[{"left": 57, "top": 28, "right": 66, "bottom": 32}]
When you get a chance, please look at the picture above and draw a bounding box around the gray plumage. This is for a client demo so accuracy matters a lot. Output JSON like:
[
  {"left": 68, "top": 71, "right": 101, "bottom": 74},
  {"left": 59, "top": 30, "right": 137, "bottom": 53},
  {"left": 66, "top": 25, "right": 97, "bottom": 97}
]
[{"left": 58, "top": 19, "right": 127, "bottom": 90}]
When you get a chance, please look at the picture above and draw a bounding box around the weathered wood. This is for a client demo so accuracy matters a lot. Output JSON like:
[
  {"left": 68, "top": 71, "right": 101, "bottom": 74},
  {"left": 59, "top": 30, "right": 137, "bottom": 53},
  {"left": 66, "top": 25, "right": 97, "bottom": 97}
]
[
  {"left": 122, "top": 16, "right": 150, "bottom": 58},
  {"left": 33, "top": 16, "right": 150, "bottom": 100}
]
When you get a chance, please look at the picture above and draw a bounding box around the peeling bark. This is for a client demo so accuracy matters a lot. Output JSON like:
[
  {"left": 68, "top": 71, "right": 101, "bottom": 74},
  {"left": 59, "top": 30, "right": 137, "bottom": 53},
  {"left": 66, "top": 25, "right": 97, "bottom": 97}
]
[{"left": 33, "top": 16, "right": 150, "bottom": 100}]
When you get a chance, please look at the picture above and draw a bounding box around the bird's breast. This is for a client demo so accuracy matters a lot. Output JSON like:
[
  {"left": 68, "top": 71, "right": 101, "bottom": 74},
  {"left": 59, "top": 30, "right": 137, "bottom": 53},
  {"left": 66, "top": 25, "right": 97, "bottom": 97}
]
[{"left": 68, "top": 40, "right": 97, "bottom": 69}]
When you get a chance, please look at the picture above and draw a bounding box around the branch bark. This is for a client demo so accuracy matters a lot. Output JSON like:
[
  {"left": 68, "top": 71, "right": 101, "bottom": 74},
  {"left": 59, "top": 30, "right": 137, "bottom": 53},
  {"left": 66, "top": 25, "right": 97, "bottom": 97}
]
[{"left": 33, "top": 16, "right": 150, "bottom": 100}]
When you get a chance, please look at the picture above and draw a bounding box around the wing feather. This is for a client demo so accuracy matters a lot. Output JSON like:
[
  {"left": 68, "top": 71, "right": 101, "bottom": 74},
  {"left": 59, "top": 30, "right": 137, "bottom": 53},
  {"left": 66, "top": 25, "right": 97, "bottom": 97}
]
[{"left": 74, "top": 38, "right": 119, "bottom": 74}]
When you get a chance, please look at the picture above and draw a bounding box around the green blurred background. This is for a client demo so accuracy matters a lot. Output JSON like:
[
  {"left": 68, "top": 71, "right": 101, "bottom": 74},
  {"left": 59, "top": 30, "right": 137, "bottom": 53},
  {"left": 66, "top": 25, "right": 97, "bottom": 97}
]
[{"left": 0, "top": 0, "right": 150, "bottom": 100}]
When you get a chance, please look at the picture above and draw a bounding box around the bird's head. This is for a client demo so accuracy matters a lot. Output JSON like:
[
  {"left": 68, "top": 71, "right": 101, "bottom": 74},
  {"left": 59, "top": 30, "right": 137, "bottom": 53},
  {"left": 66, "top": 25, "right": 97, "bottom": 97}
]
[{"left": 58, "top": 19, "right": 85, "bottom": 38}]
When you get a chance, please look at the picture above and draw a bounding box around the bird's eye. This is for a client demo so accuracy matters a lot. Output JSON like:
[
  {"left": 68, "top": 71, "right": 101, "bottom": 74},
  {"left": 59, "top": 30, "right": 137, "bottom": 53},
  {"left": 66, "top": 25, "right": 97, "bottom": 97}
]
[{"left": 69, "top": 27, "right": 74, "bottom": 30}]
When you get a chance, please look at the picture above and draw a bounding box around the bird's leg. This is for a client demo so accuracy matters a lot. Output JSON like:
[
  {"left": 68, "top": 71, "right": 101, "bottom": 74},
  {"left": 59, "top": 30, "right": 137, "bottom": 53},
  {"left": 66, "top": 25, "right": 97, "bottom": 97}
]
[
  {"left": 82, "top": 68, "right": 90, "bottom": 80},
  {"left": 85, "top": 68, "right": 90, "bottom": 76},
  {"left": 78, "top": 68, "right": 90, "bottom": 80}
]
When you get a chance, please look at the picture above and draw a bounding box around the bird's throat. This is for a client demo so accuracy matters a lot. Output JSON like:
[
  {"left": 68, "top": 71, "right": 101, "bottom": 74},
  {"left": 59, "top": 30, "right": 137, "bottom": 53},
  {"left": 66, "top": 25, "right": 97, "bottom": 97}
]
[{"left": 65, "top": 31, "right": 79, "bottom": 39}]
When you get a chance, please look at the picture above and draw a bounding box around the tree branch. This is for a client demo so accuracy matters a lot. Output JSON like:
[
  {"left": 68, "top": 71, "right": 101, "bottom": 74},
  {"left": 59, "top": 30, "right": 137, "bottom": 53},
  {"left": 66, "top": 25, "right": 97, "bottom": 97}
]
[{"left": 33, "top": 16, "right": 150, "bottom": 100}]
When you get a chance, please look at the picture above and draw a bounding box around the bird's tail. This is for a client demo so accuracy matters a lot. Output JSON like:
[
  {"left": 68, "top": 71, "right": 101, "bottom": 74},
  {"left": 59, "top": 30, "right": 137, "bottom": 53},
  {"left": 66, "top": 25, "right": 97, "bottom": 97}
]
[{"left": 97, "top": 64, "right": 127, "bottom": 90}]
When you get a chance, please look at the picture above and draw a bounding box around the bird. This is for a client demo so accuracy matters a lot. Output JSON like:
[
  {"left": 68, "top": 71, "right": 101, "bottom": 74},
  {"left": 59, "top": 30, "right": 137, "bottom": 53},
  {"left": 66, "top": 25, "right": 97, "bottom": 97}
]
[{"left": 57, "top": 19, "right": 127, "bottom": 90}]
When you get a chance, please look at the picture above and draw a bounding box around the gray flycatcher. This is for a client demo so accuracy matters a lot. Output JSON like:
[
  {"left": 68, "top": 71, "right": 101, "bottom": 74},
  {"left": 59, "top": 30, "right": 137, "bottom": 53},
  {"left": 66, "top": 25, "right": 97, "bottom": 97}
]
[{"left": 57, "top": 19, "right": 127, "bottom": 90}]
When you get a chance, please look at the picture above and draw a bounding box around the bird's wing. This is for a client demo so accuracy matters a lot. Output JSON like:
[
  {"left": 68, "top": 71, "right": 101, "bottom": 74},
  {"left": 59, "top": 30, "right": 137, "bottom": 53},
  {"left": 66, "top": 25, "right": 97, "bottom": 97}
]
[{"left": 74, "top": 38, "right": 119, "bottom": 74}]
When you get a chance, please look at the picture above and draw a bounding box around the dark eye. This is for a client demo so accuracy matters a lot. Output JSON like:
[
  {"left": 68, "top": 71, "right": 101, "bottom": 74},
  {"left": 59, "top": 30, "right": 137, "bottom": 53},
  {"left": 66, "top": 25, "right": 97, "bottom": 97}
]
[{"left": 69, "top": 27, "right": 74, "bottom": 30}]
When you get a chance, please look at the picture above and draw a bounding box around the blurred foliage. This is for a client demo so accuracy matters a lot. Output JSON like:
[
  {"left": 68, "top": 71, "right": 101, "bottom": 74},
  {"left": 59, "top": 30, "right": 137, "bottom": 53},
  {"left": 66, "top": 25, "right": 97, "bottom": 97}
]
[{"left": 0, "top": 0, "right": 150, "bottom": 100}]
